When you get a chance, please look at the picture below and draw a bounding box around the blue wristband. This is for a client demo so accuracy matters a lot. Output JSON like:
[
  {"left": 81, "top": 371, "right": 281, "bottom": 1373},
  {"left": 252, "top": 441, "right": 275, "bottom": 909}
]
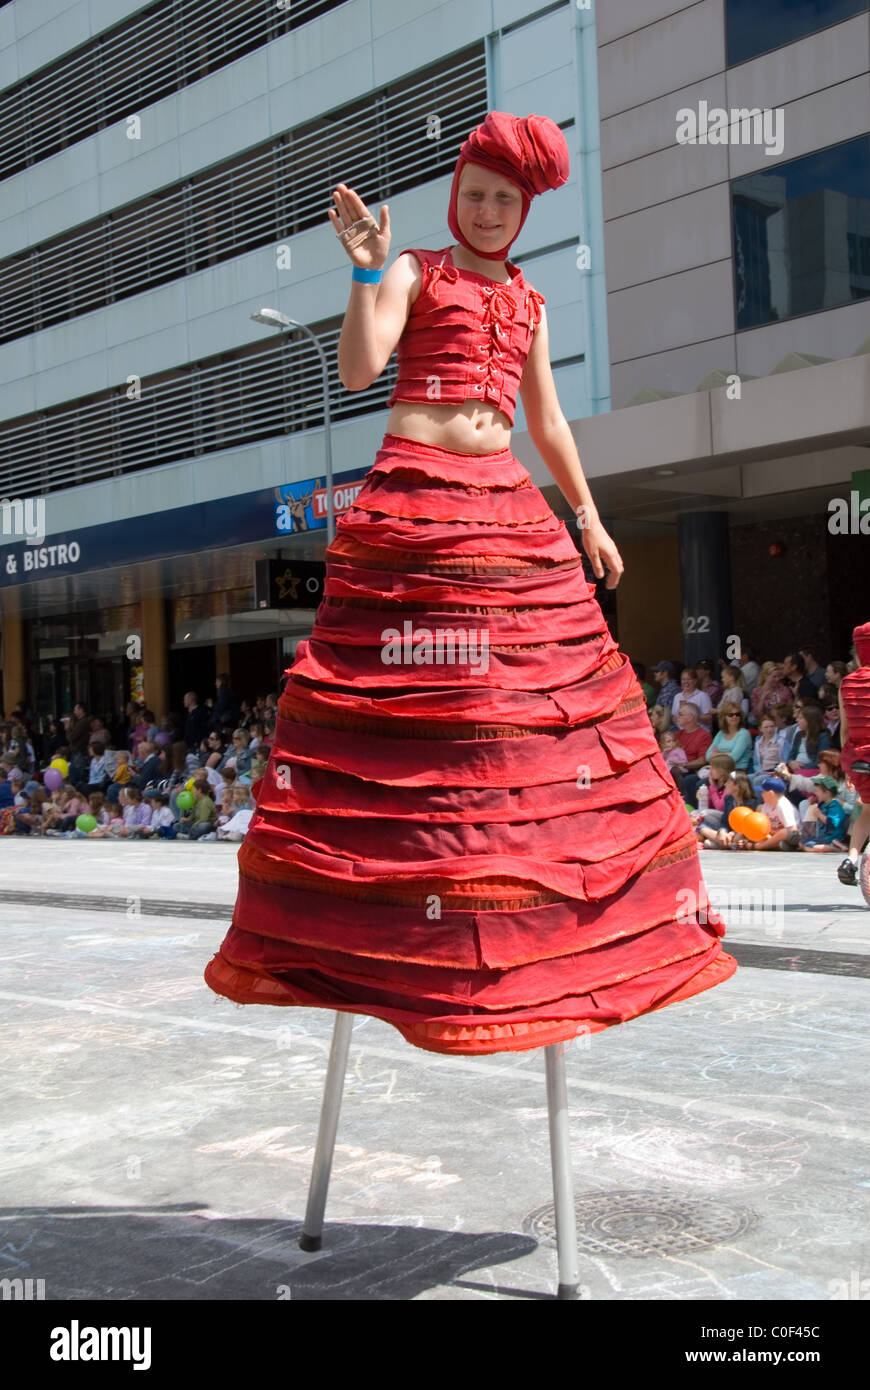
[{"left": 352, "top": 265, "right": 382, "bottom": 283}]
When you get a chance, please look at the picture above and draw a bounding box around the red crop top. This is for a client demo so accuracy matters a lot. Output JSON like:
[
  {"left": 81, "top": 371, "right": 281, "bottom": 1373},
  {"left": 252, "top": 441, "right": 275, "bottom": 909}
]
[{"left": 387, "top": 246, "right": 546, "bottom": 427}]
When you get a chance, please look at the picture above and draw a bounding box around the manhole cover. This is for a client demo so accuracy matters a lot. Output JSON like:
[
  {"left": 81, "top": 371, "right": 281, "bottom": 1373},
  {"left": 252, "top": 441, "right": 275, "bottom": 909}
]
[{"left": 523, "top": 1189, "right": 757, "bottom": 1257}]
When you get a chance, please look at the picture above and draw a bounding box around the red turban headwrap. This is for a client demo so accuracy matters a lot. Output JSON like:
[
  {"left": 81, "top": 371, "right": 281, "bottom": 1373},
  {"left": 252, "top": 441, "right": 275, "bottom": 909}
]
[
  {"left": 447, "top": 111, "right": 570, "bottom": 261},
  {"left": 853, "top": 621, "right": 870, "bottom": 665}
]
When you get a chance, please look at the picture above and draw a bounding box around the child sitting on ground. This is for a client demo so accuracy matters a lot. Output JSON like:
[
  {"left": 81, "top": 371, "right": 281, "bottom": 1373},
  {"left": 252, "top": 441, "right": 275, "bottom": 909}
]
[
  {"left": 12, "top": 787, "right": 48, "bottom": 834},
  {"left": 799, "top": 775, "right": 851, "bottom": 851},
  {"left": 217, "top": 785, "right": 255, "bottom": 842},
  {"left": 178, "top": 780, "right": 217, "bottom": 839},
  {"left": 94, "top": 801, "right": 126, "bottom": 837},
  {"left": 215, "top": 781, "right": 239, "bottom": 833},
  {"left": 736, "top": 776, "right": 800, "bottom": 851},
  {"left": 120, "top": 785, "right": 152, "bottom": 838},
  {"left": 51, "top": 785, "right": 88, "bottom": 833},
  {"left": 140, "top": 790, "right": 177, "bottom": 839},
  {"left": 698, "top": 771, "right": 756, "bottom": 849},
  {"left": 41, "top": 785, "right": 68, "bottom": 833}
]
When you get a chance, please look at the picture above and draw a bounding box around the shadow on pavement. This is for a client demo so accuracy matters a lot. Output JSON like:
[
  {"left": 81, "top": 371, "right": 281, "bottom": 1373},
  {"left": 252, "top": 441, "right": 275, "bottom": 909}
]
[{"left": 0, "top": 1204, "right": 544, "bottom": 1301}]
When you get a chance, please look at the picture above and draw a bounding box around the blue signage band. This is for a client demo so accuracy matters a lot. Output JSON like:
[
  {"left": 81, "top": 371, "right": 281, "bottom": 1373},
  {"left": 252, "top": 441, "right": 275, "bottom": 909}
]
[{"left": 352, "top": 265, "right": 383, "bottom": 283}]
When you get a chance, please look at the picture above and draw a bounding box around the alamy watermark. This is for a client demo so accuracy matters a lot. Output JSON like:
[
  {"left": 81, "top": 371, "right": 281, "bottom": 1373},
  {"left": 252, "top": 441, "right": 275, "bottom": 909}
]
[
  {"left": 676, "top": 103, "right": 784, "bottom": 158},
  {"left": 380, "top": 620, "right": 490, "bottom": 674},
  {"left": 1, "top": 496, "right": 46, "bottom": 545},
  {"left": 676, "top": 886, "right": 786, "bottom": 937},
  {"left": 1, "top": 1277, "right": 45, "bottom": 1300}
]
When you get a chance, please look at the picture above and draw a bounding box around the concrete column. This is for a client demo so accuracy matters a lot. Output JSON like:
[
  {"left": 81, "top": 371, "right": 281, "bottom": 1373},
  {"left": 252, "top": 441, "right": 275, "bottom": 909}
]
[
  {"left": 0, "top": 586, "right": 26, "bottom": 715},
  {"left": 677, "top": 511, "right": 733, "bottom": 666},
  {"left": 141, "top": 593, "right": 169, "bottom": 718}
]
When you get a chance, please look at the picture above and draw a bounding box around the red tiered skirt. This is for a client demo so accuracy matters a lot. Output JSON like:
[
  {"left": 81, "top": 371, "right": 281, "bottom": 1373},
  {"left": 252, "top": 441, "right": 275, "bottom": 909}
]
[{"left": 204, "top": 432, "right": 737, "bottom": 1053}]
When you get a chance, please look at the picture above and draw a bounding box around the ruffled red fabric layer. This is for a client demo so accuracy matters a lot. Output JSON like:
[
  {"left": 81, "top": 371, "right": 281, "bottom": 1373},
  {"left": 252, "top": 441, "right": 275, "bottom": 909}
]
[{"left": 204, "top": 432, "right": 736, "bottom": 1052}]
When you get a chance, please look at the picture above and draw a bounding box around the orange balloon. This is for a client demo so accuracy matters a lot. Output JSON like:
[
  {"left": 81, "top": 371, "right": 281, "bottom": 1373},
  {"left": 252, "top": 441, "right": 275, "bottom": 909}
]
[
  {"left": 742, "top": 811, "right": 771, "bottom": 842},
  {"left": 728, "top": 806, "right": 753, "bottom": 833}
]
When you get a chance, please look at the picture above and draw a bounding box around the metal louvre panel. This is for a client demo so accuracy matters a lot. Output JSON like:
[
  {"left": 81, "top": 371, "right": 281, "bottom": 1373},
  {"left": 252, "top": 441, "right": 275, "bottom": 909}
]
[
  {"left": 0, "top": 324, "right": 397, "bottom": 497},
  {"left": 0, "top": 47, "right": 486, "bottom": 343},
  {"left": 0, "top": 0, "right": 347, "bottom": 180}
]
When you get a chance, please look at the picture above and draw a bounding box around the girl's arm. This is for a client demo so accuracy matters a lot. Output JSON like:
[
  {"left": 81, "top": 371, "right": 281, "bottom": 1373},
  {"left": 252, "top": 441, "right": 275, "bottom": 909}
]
[
  {"left": 519, "top": 307, "right": 624, "bottom": 588},
  {"left": 337, "top": 252, "right": 419, "bottom": 389}
]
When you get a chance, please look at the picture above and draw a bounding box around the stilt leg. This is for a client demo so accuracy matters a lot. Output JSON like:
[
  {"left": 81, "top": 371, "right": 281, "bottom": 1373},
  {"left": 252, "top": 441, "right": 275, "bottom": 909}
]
[
  {"left": 544, "top": 1041, "right": 581, "bottom": 1299},
  {"left": 299, "top": 1011, "right": 354, "bottom": 1252}
]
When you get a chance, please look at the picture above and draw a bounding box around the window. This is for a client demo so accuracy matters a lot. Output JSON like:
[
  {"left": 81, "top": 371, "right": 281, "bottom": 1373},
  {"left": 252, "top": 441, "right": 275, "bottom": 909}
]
[
  {"left": 726, "top": 0, "right": 868, "bottom": 68},
  {"left": 732, "top": 135, "right": 870, "bottom": 329}
]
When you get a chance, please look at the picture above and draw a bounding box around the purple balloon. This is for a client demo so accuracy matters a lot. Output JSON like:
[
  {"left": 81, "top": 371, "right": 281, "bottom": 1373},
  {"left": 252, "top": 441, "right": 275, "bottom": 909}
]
[
  {"left": 154, "top": 731, "right": 171, "bottom": 745},
  {"left": 43, "top": 767, "right": 63, "bottom": 790}
]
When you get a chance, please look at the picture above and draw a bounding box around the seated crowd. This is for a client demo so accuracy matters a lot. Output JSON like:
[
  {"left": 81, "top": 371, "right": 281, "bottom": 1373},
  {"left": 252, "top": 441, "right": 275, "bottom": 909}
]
[
  {"left": 634, "top": 643, "right": 862, "bottom": 854},
  {"left": 0, "top": 677, "right": 276, "bottom": 843},
  {"left": 0, "top": 647, "right": 864, "bottom": 858}
]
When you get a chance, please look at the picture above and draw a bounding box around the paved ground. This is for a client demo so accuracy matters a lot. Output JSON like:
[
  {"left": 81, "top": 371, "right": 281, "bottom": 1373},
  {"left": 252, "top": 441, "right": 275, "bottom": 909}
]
[{"left": 1, "top": 839, "right": 868, "bottom": 1301}]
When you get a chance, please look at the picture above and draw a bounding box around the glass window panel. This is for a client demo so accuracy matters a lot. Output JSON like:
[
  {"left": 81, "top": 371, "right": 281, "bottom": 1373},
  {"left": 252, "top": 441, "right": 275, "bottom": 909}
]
[
  {"left": 732, "top": 135, "right": 870, "bottom": 329},
  {"left": 727, "top": 0, "right": 868, "bottom": 67}
]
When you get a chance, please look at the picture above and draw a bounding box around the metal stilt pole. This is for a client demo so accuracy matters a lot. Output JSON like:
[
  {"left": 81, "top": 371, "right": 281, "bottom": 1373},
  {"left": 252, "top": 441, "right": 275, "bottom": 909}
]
[
  {"left": 544, "top": 1041, "right": 581, "bottom": 1299},
  {"left": 299, "top": 1011, "right": 354, "bottom": 1252}
]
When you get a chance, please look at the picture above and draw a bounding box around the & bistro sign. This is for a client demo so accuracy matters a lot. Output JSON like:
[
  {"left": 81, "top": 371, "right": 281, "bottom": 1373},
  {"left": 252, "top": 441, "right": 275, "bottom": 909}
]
[{"left": 0, "top": 467, "right": 369, "bottom": 588}]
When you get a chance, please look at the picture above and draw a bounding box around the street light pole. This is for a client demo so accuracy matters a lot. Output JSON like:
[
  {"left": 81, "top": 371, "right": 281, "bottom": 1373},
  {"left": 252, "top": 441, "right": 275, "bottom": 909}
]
[{"left": 250, "top": 309, "right": 335, "bottom": 545}]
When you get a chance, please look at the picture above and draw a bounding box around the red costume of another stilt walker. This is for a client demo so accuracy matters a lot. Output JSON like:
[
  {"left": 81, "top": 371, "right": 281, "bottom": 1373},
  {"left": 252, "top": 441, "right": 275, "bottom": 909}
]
[
  {"left": 204, "top": 113, "right": 737, "bottom": 1053},
  {"left": 840, "top": 622, "right": 870, "bottom": 802}
]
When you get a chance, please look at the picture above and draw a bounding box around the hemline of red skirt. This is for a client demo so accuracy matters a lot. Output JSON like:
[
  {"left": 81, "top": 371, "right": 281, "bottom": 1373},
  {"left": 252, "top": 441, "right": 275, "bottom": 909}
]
[{"left": 203, "top": 945, "right": 737, "bottom": 1056}]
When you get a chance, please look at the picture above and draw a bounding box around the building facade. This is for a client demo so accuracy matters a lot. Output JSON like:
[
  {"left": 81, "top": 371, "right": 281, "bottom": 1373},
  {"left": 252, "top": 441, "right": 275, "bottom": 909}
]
[{"left": 578, "top": 0, "right": 870, "bottom": 667}]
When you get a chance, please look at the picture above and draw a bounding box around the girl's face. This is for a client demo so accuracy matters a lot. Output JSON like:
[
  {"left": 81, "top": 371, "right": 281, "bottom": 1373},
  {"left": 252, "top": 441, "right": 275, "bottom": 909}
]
[
  {"left": 722, "top": 667, "right": 735, "bottom": 685},
  {"left": 760, "top": 720, "right": 774, "bottom": 739},
  {"left": 661, "top": 733, "right": 675, "bottom": 750},
  {"left": 456, "top": 163, "right": 525, "bottom": 256},
  {"left": 797, "top": 711, "right": 807, "bottom": 730}
]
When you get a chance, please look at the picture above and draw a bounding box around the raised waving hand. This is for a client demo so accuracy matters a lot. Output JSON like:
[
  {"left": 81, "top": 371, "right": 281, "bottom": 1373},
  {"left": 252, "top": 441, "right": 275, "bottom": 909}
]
[{"left": 328, "top": 183, "right": 390, "bottom": 270}]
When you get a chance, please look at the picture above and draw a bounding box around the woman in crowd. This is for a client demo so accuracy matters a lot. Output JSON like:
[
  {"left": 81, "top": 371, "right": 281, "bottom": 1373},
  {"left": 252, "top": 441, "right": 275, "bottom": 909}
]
[
  {"left": 649, "top": 704, "right": 673, "bottom": 739},
  {"left": 217, "top": 728, "right": 252, "bottom": 776},
  {"left": 825, "top": 660, "right": 848, "bottom": 690},
  {"left": 781, "top": 703, "right": 831, "bottom": 777},
  {"left": 751, "top": 662, "right": 793, "bottom": 724},
  {"left": 708, "top": 707, "right": 753, "bottom": 771}
]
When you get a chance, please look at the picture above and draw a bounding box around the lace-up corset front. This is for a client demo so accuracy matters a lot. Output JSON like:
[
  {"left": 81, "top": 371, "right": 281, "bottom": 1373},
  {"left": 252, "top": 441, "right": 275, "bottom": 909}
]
[{"left": 387, "top": 247, "right": 545, "bottom": 426}]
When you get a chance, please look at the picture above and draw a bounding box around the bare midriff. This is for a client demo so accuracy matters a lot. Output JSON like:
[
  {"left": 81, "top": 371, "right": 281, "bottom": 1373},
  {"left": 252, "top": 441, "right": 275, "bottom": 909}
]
[{"left": 385, "top": 398, "right": 512, "bottom": 455}]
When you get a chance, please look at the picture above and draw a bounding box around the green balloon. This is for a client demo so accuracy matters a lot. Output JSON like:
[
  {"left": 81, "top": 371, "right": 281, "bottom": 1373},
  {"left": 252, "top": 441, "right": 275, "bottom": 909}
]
[
  {"left": 76, "top": 813, "right": 97, "bottom": 832},
  {"left": 176, "top": 790, "right": 194, "bottom": 810}
]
